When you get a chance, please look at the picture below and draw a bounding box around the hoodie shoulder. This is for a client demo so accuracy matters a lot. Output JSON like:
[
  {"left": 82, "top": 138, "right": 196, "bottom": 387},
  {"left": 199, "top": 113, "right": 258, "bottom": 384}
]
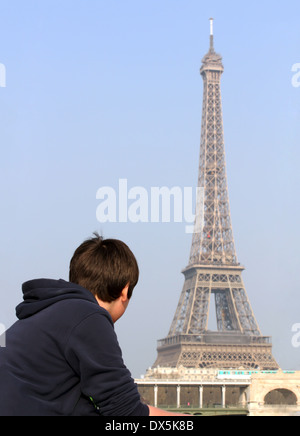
[{"left": 16, "top": 279, "right": 102, "bottom": 320}]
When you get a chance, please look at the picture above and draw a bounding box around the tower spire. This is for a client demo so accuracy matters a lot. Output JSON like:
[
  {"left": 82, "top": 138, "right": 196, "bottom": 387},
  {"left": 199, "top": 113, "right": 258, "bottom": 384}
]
[{"left": 210, "top": 17, "right": 214, "bottom": 52}]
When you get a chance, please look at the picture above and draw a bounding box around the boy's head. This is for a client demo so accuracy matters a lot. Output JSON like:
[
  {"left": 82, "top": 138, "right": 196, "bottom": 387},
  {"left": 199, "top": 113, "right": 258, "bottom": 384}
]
[{"left": 69, "top": 233, "right": 139, "bottom": 305}]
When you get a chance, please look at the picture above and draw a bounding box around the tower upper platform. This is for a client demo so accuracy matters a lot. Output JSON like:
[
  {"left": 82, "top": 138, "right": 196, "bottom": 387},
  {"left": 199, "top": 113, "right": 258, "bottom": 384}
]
[{"left": 201, "top": 18, "right": 224, "bottom": 74}]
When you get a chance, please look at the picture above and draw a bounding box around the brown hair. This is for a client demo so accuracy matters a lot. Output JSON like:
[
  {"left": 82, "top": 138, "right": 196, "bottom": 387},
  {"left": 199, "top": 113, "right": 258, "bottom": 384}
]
[{"left": 69, "top": 233, "right": 139, "bottom": 302}]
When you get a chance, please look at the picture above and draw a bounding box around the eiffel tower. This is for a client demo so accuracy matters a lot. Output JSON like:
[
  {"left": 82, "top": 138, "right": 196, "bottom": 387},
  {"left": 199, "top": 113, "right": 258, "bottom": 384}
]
[{"left": 153, "top": 19, "right": 279, "bottom": 370}]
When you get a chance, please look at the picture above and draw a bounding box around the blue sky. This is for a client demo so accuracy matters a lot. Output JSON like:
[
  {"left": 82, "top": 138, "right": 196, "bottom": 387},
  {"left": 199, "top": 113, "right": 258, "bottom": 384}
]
[{"left": 0, "top": 0, "right": 299, "bottom": 377}]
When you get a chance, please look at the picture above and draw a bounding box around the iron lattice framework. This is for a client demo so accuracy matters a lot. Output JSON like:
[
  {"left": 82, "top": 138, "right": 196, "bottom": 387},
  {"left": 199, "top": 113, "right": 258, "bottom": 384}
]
[{"left": 153, "top": 20, "right": 279, "bottom": 371}]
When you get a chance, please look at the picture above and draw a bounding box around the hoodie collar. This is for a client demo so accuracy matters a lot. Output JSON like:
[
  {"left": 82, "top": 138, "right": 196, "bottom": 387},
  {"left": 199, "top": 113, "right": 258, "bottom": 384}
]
[{"left": 16, "top": 279, "right": 97, "bottom": 320}]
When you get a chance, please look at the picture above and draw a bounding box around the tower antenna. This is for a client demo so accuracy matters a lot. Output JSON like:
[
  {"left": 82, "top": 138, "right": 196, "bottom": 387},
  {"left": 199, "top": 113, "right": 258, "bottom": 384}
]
[{"left": 210, "top": 17, "right": 214, "bottom": 51}]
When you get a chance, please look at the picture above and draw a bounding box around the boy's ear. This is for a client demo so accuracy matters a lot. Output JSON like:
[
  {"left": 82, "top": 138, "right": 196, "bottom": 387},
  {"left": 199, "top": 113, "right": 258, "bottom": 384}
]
[{"left": 120, "top": 284, "right": 129, "bottom": 302}]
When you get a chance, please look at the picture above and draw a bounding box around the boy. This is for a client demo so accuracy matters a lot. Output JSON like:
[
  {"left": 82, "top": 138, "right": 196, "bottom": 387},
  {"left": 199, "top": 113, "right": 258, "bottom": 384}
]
[{"left": 0, "top": 234, "right": 184, "bottom": 416}]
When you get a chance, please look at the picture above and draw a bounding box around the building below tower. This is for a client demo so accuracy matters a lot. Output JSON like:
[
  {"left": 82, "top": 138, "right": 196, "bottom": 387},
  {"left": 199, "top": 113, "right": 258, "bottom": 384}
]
[{"left": 136, "top": 368, "right": 300, "bottom": 416}]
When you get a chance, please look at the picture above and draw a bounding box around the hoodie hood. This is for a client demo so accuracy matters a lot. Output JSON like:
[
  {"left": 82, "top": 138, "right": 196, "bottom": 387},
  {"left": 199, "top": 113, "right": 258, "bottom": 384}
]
[{"left": 16, "top": 279, "right": 97, "bottom": 320}]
